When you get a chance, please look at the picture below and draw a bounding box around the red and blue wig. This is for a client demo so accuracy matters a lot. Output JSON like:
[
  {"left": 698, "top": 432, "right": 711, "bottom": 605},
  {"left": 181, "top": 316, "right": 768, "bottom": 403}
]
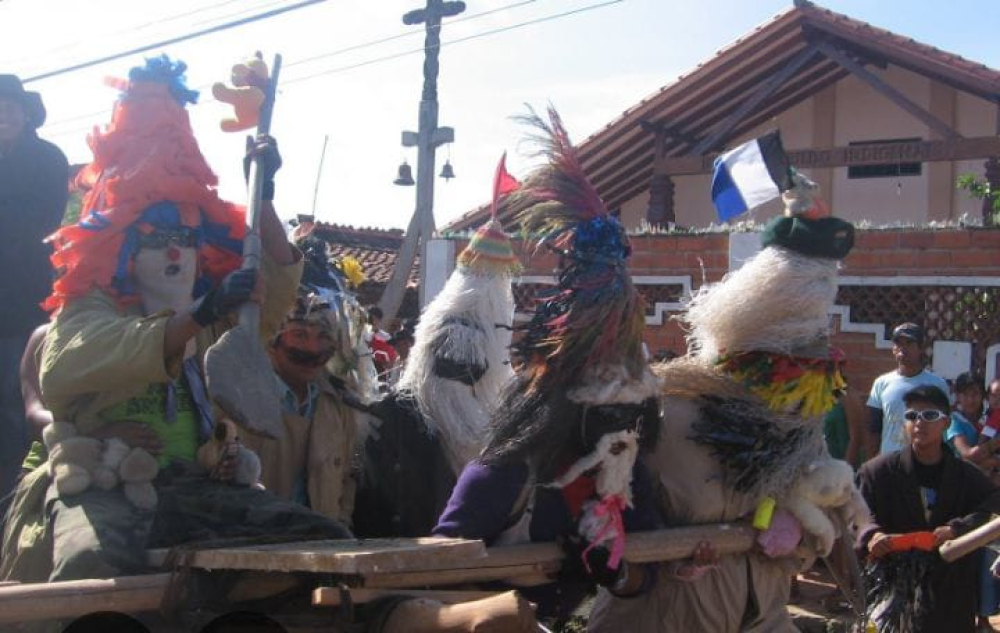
[{"left": 45, "top": 56, "right": 244, "bottom": 313}]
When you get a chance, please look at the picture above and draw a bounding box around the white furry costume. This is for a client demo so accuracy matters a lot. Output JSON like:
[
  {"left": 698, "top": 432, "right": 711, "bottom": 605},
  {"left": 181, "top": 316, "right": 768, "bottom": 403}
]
[
  {"left": 589, "top": 175, "right": 865, "bottom": 633},
  {"left": 397, "top": 248, "right": 516, "bottom": 473}
]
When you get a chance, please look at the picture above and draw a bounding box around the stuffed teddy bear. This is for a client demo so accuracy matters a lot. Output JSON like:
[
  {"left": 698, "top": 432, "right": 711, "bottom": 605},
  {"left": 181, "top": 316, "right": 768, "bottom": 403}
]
[
  {"left": 43, "top": 421, "right": 159, "bottom": 509},
  {"left": 780, "top": 457, "right": 871, "bottom": 556},
  {"left": 197, "top": 417, "right": 262, "bottom": 487},
  {"left": 211, "top": 56, "right": 269, "bottom": 132}
]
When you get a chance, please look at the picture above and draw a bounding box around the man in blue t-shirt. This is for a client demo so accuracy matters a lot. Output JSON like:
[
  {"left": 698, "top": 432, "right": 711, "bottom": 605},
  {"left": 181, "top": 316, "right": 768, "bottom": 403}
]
[{"left": 868, "top": 322, "right": 949, "bottom": 455}]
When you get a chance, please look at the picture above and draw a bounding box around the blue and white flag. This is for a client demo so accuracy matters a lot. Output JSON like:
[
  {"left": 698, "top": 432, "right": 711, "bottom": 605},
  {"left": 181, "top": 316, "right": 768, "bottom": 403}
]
[{"left": 710, "top": 131, "right": 793, "bottom": 221}]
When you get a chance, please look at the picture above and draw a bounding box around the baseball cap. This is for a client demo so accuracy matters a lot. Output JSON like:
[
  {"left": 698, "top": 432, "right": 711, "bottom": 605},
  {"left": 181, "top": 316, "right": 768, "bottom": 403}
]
[{"left": 892, "top": 322, "right": 924, "bottom": 344}]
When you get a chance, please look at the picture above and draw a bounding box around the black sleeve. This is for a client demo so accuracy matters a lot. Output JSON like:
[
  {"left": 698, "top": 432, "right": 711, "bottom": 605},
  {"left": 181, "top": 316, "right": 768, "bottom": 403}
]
[
  {"left": 855, "top": 462, "right": 886, "bottom": 549},
  {"left": 867, "top": 406, "right": 884, "bottom": 434},
  {"left": 948, "top": 463, "right": 1000, "bottom": 536}
]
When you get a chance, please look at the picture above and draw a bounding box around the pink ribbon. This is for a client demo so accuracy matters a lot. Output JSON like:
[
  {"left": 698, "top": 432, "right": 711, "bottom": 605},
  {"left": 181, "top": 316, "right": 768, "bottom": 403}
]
[{"left": 582, "top": 495, "right": 627, "bottom": 573}]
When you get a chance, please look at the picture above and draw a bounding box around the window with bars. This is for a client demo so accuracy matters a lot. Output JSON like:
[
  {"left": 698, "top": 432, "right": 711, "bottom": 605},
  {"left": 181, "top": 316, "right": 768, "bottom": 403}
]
[{"left": 847, "top": 138, "right": 923, "bottom": 179}]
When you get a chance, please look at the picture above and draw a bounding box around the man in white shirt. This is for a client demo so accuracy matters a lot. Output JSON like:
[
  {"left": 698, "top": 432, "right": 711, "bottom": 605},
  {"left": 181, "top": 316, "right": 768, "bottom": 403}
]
[{"left": 868, "top": 322, "right": 949, "bottom": 455}]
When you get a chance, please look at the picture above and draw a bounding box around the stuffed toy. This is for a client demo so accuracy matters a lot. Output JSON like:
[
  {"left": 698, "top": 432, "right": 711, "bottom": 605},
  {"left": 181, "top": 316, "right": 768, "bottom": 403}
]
[
  {"left": 43, "top": 421, "right": 159, "bottom": 509},
  {"left": 781, "top": 457, "right": 871, "bottom": 556},
  {"left": 211, "top": 55, "right": 269, "bottom": 133},
  {"left": 197, "top": 418, "right": 262, "bottom": 487}
]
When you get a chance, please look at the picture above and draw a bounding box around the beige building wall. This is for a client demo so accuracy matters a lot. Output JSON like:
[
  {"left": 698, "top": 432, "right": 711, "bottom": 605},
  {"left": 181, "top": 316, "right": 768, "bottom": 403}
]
[{"left": 620, "top": 64, "right": 997, "bottom": 229}]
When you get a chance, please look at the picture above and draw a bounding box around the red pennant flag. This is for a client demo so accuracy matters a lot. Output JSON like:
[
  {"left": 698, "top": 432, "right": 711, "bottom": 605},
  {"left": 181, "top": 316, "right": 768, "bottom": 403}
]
[{"left": 491, "top": 151, "right": 520, "bottom": 218}]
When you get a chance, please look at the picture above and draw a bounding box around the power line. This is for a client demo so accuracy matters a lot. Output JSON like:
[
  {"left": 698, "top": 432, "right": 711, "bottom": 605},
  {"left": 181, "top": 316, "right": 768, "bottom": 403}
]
[
  {"left": 285, "top": 0, "right": 538, "bottom": 69},
  {"left": 42, "top": 0, "right": 623, "bottom": 139},
  {"left": 4, "top": 0, "right": 265, "bottom": 69},
  {"left": 43, "top": 0, "right": 536, "bottom": 129},
  {"left": 22, "top": 0, "right": 327, "bottom": 84},
  {"left": 282, "top": 0, "right": 623, "bottom": 86}
]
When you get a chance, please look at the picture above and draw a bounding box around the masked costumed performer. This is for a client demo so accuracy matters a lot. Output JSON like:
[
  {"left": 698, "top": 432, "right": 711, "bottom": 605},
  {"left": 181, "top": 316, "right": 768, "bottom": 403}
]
[
  {"left": 433, "top": 106, "right": 662, "bottom": 627},
  {"left": 236, "top": 278, "right": 362, "bottom": 527},
  {"left": 0, "top": 57, "right": 349, "bottom": 585},
  {"left": 353, "top": 155, "right": 521, "bottom": 538},
  {"left": 588, "top": 167, "right": 865, "bottom": 632}
]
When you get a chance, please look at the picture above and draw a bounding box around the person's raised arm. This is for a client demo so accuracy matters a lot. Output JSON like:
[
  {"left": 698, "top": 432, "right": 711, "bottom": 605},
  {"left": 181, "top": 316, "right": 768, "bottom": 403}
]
[{"left": 246, "top": 135, "right": 294, "bottom": 266}]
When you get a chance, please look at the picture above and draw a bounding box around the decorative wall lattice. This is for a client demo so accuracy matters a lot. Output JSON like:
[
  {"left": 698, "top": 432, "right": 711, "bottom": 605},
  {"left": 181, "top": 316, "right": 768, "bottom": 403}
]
[{"left": 837, "top": 284, "right": 1000, "bottom": 372}]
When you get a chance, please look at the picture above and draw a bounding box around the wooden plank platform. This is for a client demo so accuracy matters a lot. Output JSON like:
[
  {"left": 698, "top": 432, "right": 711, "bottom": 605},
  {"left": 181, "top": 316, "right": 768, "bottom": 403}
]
[{"left": 182, "top": 537, "right": 487, "bottom": 574}]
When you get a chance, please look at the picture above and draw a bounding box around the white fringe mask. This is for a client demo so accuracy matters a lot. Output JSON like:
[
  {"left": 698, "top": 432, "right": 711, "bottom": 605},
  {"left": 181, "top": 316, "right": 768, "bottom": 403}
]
[{"left": 397, "top": 269, "right": 515, "bottom": 473}]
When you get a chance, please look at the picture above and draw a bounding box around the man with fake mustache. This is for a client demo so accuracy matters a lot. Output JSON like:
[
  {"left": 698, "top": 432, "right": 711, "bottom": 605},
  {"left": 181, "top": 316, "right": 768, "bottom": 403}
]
[{"left": 237, "top": 291, "right": 359, "bottom": 527}]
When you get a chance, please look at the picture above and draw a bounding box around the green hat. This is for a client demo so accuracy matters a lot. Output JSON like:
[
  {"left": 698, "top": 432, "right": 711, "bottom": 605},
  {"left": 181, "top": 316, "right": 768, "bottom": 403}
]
[{"left": 760, "top": 216, "right": 854, "bottom": 260}]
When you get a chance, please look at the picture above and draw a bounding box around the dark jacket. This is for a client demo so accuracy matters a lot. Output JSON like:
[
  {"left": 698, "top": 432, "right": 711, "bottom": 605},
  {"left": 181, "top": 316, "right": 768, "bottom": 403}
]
[
  {"left": 0, "top": 130, "right": 68, "bottom": 335},
  {"left": 352, "top": 392, "right": 456, "bottom": 539},
  {"left": 857, "top": 445, "right": 1000, "bottom": 632}
]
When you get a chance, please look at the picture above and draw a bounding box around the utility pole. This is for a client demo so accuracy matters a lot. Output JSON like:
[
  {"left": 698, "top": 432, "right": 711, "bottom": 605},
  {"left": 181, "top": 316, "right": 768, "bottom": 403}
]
[{"left": 378, "top": 0, "right": 464, "bottom": 324}]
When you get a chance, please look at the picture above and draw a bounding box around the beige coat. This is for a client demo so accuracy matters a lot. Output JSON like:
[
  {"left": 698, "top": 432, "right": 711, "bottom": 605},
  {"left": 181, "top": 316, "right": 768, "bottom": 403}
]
[
  {"left": 241, "top": 378, "right": 357, "bottom": 527},
  {"left": 587, "top": 396, "right": 799, "bottom": 633}
]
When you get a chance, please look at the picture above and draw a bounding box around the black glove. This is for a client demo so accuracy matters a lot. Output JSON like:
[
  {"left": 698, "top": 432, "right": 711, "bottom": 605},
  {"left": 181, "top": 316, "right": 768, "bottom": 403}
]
[
  {"left": 191, "top": 268, "right": 257, "bottom": 326},
  {"left": 557, "top": 534, "right": 622, "bottom": 588},
  {"left": 243, "top": 135, "right": 282, "bottom": 201}
]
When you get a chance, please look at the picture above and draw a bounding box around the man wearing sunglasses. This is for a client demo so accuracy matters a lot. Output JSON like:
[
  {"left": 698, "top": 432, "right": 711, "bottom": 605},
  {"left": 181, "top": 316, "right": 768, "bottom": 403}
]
[
  {"left": 867, "top": 322, "right": 949, "bottom": 455},
  {"left": 858, "top": 385, "right": 1000, "bottom": 632}
]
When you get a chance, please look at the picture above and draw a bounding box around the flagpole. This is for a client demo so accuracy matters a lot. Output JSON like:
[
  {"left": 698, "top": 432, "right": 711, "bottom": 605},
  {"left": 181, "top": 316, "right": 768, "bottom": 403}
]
[{"left": 311, "top": 134, "right": 329, "bottom": 219}]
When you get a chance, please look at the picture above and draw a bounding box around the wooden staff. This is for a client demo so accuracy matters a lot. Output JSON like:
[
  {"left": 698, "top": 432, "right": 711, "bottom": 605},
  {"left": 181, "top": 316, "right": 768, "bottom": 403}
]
[{"left": 939, "top": 515, "right": 1000, "bottom": 562}]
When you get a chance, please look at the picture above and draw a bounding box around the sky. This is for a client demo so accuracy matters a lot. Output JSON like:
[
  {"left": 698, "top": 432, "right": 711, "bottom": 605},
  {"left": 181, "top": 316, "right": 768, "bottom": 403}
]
[{"left": 3, "top": 0, "right": 998, "bottom": 231}]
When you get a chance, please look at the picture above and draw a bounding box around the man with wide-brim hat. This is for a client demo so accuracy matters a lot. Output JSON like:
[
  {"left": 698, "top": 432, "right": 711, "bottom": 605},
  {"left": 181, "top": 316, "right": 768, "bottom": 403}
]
[{"left": 0, "top": 73, "right": 68, "bottom": 500}]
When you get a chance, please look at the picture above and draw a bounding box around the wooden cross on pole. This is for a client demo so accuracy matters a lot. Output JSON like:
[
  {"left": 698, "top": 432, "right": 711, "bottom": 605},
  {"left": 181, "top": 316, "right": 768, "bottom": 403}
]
[{"left": 378, "top": 0, "right": 465, "bottom": 324}]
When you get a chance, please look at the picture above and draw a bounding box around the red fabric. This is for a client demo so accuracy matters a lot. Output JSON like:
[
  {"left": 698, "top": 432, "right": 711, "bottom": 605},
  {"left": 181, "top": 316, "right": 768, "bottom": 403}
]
[
  {"left": 560, "top": 473, "right": 596, "bottom": 519},
  {"left": 983, "top": 408, "right": 1000, "bottom": 435},
  {"left": 886, "top": 531, "right": 937, "bottom": 553},
  {"left": 490, "top": 152, "right": 520, "bottom": 218},
  {"left": 370, "top": 336, "right": 398, "bottom": 376}
]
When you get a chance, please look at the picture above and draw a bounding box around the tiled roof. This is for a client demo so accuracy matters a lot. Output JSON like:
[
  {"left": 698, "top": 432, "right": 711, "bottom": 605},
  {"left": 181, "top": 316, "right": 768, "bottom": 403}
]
[
  {"left": 312, "top": 222, "right": 418, "bottom": 287},
  {"left": 311, "top": 222, "right": 421, "bottom": 319},
  {"left": 445, "top": 0, "right": 1000, "bottom": 232}
]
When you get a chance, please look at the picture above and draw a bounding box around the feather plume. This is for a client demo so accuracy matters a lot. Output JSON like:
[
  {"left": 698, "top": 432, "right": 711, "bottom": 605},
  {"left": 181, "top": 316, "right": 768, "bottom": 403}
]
[
  {"left": 503, "top": 105, "right": 608, "bottom": 251},
  {"left": 502, "top": 105, "right": 646, "bottom": 399}
]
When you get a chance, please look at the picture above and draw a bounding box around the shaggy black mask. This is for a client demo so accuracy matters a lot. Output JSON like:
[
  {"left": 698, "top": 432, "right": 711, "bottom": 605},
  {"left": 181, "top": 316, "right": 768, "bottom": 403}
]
[{"left": 481, "top": 376, "right": 660, "bottom": 482}]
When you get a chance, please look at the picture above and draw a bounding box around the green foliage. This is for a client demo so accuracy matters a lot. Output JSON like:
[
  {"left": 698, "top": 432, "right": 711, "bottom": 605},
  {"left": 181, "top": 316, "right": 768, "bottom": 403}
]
[
  {"left": 957, "top": 173, "right": 1000, "bottom": 224},
  {"left": 62, "top": 190, "right": 82, "bottom": 226}
]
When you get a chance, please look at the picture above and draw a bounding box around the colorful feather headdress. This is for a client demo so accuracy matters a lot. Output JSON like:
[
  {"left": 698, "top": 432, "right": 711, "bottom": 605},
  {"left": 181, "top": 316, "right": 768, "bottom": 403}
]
[
  {"left": 44, "top": 55, "right": 244, "bottom": 313},
  {"left": 505, "top": 105, "right": 656, "bottom": 405}
]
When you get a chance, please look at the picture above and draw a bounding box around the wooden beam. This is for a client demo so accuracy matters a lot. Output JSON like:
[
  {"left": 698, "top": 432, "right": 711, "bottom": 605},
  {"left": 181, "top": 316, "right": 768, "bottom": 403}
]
[
  {"left": 0, "top": 574, "right": 170, "bottom": 624},
  {"left": 692, "top": 45, "right": 820, "bottom": 155},
  {"left": 799, "top": 17, "right": 1000, "bottom": 102},
  {"left": 313, "top": 587, "right": 498, "bottom": 607},
  {"left": 656, "top": 136, "right": 1000, "bottom": 176},
  {"left": 361, "top": 562, "right": 561, "bottom": 589},
  {"left": 940, "top": 516, "right": 1000, "bottom": 563},
  {"left": 814, "top": 41, "right": 961, "bottom": 141},
  {"left": 578, "top": 18, "right": 805, "bottom": 163},
  {"left": 363, "top": 523, "right": 758, "bottom": 589}
]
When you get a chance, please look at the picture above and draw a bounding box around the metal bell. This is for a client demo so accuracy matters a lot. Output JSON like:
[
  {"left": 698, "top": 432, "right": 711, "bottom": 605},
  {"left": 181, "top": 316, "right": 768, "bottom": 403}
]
[
  {"left": 394, "top": 161, "right": 415, "bottom": 186},
  {"left": 439, "top": 160, "right": 456, "bottom": 181}
]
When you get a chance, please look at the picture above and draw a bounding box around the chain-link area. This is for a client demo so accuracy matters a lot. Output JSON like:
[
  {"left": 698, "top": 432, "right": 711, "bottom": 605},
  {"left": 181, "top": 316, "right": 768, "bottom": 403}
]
[{"left": 837, "top": 284, "right": 1000, "bottom": 371}]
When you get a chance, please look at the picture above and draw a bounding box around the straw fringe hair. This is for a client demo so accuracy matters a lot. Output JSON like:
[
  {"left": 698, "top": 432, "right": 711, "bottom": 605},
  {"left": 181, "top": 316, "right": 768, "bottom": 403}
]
[
  {"left": 683, "top": 247, "right": 839, "bottom": 360},
  {"left": 397, "top": 269, "right": 514, "bottom": 472}
]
